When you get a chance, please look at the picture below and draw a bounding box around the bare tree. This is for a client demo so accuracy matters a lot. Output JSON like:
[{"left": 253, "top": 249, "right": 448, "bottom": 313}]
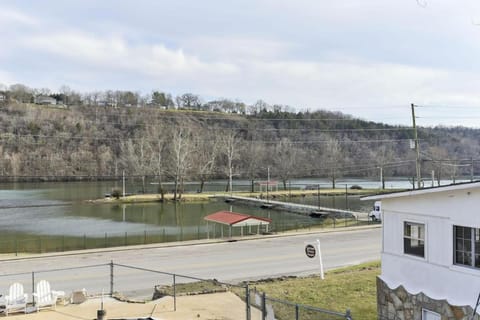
[
  {"left": 371, "top": 145, "right": 396, "bottom": 189},
  {"left": 248, "top": 99, "right": 270, "bottom": 114},
  {"left": 241, "top": 140, "right": 265, "bottom": 192},
  {"left": 168, "top": 126, "right": 195, "bottom": 200},
  {"left": 192, "top": 130, "right": 220, "bottom": 193},
  {"left": 120, "top": 137, "right": 152, "bottom": 193},
  {"left": 176, "top": 93, "right": 202, "bottom": 110},
  {"left": 325, "top": 138, "right": 343, "bottom": 189},
  {"left": 145, "top": 124, "right": 169, "bottom": 201},
  {"left": 5, "top": 152, "right": 21, "bottom": 181},
  {"left": 9, "top": 83, "right": 33, "bottom": 103},
  {"left": 274, "top": 138, "right": 300, "bottom": 190},
  {"left": 219, "top": 131, "right": 241, "bottom": 193},
  {"left": 424, "top": 146, "right": 453, "bottom": 186}
]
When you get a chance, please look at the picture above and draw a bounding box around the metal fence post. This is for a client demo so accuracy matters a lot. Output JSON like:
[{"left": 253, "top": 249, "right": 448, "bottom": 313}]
[
  {"left": 345, "top": 184, "right": 348, "bottom": 210},
  {"left": 173, "top": 274, "right": 176, "bottom": 311},
  {"left": 346, "top": 308, "right": 352, "bottom": 320},
  {"left": 295, "top": 304, "right": 299, "bottom": 320},
  {"left": 110, "top": 261, "right": 114, "bottom": 296},
  {"left": 262, "top": 292, "right": 266, "bottom": 320},
  {"left": 246, "top": 284, "right": 251, "bottom": 320}
]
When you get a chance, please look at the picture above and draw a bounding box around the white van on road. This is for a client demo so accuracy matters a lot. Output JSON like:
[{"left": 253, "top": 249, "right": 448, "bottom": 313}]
[{"left": 368, "top": 201, "right": 382, "bottom": 221}]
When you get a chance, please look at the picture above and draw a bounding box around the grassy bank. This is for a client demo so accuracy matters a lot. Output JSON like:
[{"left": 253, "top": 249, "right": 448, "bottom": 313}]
[
  {"left": 166, "top": 261, "right": 380, "bottom": 320},
  {"left": 245, "top": 261, "right": 380, "bottom": 320}
]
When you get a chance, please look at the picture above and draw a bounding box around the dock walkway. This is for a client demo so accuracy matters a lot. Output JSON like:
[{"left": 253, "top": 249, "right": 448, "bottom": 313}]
[{"left": 218, "top": 195, "right": 368, "bottom": 219}]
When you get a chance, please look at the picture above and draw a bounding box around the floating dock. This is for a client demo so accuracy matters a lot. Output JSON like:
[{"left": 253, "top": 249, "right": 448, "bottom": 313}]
[{"left": 218, "top": 195, "right": 367, "bottom": 219}]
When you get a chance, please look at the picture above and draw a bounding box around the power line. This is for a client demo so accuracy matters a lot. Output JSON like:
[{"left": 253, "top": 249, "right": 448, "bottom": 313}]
[
  {"left": 1, "top": 162, "right": 414, "bottom": 179},
  {"left": 0, "top": 134, "right": 418, "bottom": 145}
]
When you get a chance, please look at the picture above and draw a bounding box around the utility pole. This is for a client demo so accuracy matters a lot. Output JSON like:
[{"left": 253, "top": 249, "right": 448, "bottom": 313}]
[
  {"left": 317, "top": 184, "right": 320, "bottom": 209},
  {"left": 229, "top": 166, "right": 233, "bottom": 196},
  {"left": 122, "top": 170, "right": 125, "bottom": 197},
  {"left": 411, "top": 103, "right": 421, "bottom": 189},
  {"left": 471, "top": 157, "right": 474, "bottom": 182},
  {"left": 379, "top": 166, "right": 384, "bottom": 189},
  {"left": 266, "top": 166, "right": 270, "bottom": 203}
]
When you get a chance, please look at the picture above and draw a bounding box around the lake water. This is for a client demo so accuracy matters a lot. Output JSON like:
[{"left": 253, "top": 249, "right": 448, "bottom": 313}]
[{"left": 0, "top": 177, "right": 467, "bottom": 253}]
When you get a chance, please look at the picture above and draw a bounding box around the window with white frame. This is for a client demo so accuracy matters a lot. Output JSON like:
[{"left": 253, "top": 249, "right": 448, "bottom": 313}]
[
  {"left": 404, "top": 221, "right": 425, "bottom": 257},
  {"left": 422, "top": 309, "right": 440, "bottom": 320},
  {"left": 454, "top": 225, "right": 480, "bottom": 268}
]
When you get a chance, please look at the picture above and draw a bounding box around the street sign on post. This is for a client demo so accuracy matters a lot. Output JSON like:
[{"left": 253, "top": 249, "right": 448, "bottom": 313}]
[
  {"left": 305, "top": 240, "right": 324, "bottom": 279},
  {"left": 305, "top": 244, "right": 316, "bottom": 258}
]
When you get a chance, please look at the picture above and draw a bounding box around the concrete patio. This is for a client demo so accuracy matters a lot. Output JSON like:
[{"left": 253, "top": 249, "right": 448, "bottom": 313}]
[{"left": 1, "top": 292, "right": 261, "bottom": 320}]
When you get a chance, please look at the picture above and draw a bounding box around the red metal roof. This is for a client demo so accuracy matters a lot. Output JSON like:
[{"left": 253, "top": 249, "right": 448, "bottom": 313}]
[{"left": 204, "top": 211, "right": 272, "bottom": 226}]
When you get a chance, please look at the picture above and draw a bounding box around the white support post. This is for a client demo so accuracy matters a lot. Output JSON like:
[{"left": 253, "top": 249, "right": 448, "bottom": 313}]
[{"left": 317, "top": 239, "right": 325, "bottom": 280}]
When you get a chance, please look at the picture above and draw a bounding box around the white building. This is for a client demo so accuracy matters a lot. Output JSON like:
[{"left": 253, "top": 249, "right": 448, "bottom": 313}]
[
  {"left": 35, "top": 95, "right": 57, "bottom": 105},
  {"left": 363, "top": 182, "right": 480, "bottom": 320}
]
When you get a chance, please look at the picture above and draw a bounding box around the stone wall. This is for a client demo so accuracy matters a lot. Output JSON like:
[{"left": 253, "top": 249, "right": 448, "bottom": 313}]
[{"left": 376, "top": 277, "right": 480, "bottom": 320}]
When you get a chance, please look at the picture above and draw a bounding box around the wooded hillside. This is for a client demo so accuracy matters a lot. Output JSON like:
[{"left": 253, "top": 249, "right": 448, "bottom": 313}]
[{"left": 1, "top": 100, "right": 479, "bottom": 191}]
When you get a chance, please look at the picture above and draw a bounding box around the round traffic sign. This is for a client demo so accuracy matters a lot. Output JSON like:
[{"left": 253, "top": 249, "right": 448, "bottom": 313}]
[{"left": 305, "top": 244, "right": 316, "bottom": 258}]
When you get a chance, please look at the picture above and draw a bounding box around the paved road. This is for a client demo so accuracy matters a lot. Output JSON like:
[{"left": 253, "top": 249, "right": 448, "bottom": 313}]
[{"left": 0, "top": 227, "right": 381, "bottom": 299}]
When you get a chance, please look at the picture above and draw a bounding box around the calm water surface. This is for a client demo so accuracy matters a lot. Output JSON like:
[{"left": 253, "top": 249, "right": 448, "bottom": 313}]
[
  {"left": 0, "top": 181, "right": 326, "bottom": 242},
  {"left": 0, "top": 177, "right": 463, "bottom": 244}
]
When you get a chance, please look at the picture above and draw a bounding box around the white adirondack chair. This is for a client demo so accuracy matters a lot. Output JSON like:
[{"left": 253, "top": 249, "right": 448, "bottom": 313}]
[
  {"left": 33, "top": 280, "right": 64, "bottom": 311},
  {"left": 4, "top": 282, "right": 28, "bottom": 315}
]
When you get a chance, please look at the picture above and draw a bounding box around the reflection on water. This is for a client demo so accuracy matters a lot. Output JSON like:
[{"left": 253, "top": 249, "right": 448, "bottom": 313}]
[
  {"left": 0, "top": 199, "right": 323, "bottom": 238},
  {"left": 3, "top": 177, "right": 453, "bottom": 243},
  {"left": 0, "top": 181, "right": 327, "bottom": 241},
  {"left": 0, "top": 178, "right": 467, "bottom": 253}
]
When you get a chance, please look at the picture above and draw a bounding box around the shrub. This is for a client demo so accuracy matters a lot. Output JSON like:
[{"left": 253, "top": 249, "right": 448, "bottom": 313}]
[{"left": 111, "top": 188, "right": 122, "bottom": 199}]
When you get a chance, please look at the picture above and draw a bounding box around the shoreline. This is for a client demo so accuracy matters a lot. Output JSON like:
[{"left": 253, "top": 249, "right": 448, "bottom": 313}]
[
  {"left": 90, "top": 188, "right": 399, "bottom": 204},
  {"left": 0, "top": 223, "right": 381, "bottom": 262}
]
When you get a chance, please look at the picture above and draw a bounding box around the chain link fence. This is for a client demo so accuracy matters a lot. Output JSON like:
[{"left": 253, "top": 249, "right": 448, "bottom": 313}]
[
  {"left": 0, "top": 262, "right": 353, "bottom": 319},
  {"left": 0, "top": 215, "right": 377, "bottom": 256},
  {"left": 249, "top": 287, "right": 352, "bottom": 320}
]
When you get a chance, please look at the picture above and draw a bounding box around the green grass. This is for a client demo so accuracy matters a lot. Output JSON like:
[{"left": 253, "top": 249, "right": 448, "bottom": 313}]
[
  {"left": 150, "top": 262, "right": 380, "bottom": 320},
  {"left": 245, "top": 261, "right": 380, "bottom": 320}
]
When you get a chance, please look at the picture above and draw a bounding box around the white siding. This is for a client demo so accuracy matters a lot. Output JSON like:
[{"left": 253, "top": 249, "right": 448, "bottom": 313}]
[
  {"left": 381, "top": 253, "right": 480, "bottom": 308},
  {"left": 379, "top": 184, "right": 480, "bottom": 309}
]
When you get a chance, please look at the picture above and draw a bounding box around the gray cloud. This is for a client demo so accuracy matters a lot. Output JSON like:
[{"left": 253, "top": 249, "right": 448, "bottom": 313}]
[{"left": 2, "top": 0, "right": 480, "bottom": 126}]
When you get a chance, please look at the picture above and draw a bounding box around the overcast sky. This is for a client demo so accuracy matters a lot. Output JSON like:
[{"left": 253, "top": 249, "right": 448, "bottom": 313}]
[{"left": 2, "top": 0, "right": 480, "bottom": 127}]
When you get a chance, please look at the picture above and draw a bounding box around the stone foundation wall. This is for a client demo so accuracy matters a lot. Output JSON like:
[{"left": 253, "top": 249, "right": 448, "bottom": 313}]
[{"left": 376, "top": 277, "right": 480, "bottom": 320}]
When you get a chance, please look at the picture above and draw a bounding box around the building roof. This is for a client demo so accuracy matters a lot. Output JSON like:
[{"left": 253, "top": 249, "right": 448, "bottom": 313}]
[
  {"left": 204, "top": 211, "right": 271, "bottom": 227},
  {"left": 362, "top": 180, "right": 480, "bottom": 201}
]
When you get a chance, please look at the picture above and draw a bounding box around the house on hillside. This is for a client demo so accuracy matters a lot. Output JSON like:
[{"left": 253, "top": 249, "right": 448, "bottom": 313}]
[
  {"left": 363, "top": 181, "right": 480, "bottom": 320},
  {"left": 96, "top": 100, "right": 117, "bottom": 107},
  {"left": 35, "top": 95, "right": 57, "bottom": 105}
]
